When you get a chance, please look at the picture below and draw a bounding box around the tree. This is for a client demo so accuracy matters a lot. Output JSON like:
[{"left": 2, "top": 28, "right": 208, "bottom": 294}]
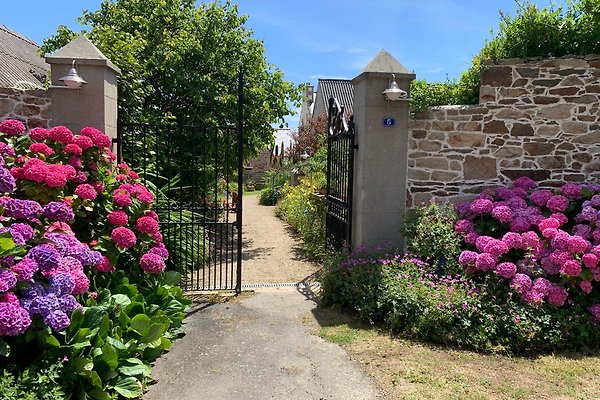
[
  {"left": 41, "top": 0, "right": 301, "bottom": 159},
  {"left": 290, "top": 113, "right": 328, "bottom": 161}
]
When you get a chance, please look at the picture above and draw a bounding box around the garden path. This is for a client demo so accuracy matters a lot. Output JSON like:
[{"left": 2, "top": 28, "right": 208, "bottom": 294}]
[{"left": 144, "top": 194, "right": 381, "bottom": 400}]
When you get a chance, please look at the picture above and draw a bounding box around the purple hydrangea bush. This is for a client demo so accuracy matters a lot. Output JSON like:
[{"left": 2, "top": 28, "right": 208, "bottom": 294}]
[{"left": 455, "top": 177, "right": 600, "bottom": 320}]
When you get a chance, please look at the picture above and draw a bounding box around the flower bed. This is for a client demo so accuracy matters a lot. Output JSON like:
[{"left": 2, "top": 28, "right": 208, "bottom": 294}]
[
  {"left": 0, "top": 119, "right": 189, "bottom": 398},
  {"left": 322, "top": 178, "right": 600, "bottom": 354}
]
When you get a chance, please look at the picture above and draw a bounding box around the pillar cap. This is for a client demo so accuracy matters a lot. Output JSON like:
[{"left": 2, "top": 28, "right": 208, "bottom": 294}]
[
  {"left": 353, "top": 49, "right": 415, "bottom": 84},
  {"left": 45, "top": 35, "right": 121, "bottom": 74}
]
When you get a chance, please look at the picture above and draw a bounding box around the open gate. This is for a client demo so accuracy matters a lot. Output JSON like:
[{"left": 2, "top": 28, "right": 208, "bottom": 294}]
[
  {"left": 117, "top": 75, "right": 244, "bottom": 292},
  {"left": 325, "top": 96, "right": 356, "bottom": 248}
]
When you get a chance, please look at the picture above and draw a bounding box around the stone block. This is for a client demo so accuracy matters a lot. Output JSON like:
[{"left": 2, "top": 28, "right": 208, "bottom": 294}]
[
  {"left": 483, "top": 120, "right": 509, "bottom": 134},
  {"left": 463, "top": 156, "right": 497, "bottom": 180},
  {"left": 537, "top": 104, "right": 573, "bottom": 119},
  {"left": 532, "top": 79, "right": 561, "bottom": 87},
  {"left": 524, "top": 142, "right": 555, "bottom": 155},
  {"left": 479, "top": 86, "right": 496, "bottom": 103},
  {"left": 447, "top": 132, "right": 486, "bottom": 148},
  {"left": 501, "top": 169, "right": 551, "bottom": 181},
  {"left": 411, "top": 129, "right": 427, "bottom": 139},
  {"left": 565, "top": 94, "right": 599, "bottom": 104},
  {"left": 572, "top": 132, "right": 600, "bottom": 144},
  {"left": 561, "top": 121, "right": 589, "bottom": 134},
  {"left": 13, "top": 104, "right": 40, "bottom": 117},
  {"left": 417, "top": 140, "right": 442, "bottom": 152},
  {"left": 511, "top": 123, "right": 534, "bottom": 136},
  {"left": 481, "top": 66, "right": 513, "bottom": 87},
  {"left": 494, "top": 146, "right": 523, "bottom": 158},
  {"left": 538, "top": 156, "right": 566, "bottom": 169},
  {"left": 533, "top": 96, "right": 560, "bottom": 105},
  {"left": 537, "top": 124, "right": 561, "bottom": 137},
  {"left": 549, "top": 87, "right": 581, "bottom": 96},
  {"left": 431, "top": 171, "right": 460, "bottom": 181},
  {"left": 573, "top": 153, "right": 593, "bottom": 163},
  {"left": 0, "top": 98, "right": 13, "bottom": 116},
  {"left": 408, "top": 169, "right": 430, "bottom": 180},
  {"left": 456, "top": 122, "right": 482, "bottom": 131},
  {"left": 415, "top": 158, "right": 448, "bottom": 170},
  {"left": 516, "top": 67, "right": 539, "bottom": 78},
  {"left": 560, "top": 76, "right": 585, "bottom": 86},
  {"left": 431, "top": 121, "right": 454, "bottom": 131}
]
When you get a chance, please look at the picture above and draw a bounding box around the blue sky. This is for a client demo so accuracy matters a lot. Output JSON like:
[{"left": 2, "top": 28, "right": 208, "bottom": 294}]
[{"left": 4, "top": 0, "right": 566, "bottom": 129}]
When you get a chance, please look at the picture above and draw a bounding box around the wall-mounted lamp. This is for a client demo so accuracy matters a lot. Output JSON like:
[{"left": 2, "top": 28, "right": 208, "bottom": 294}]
[
  {"left": 58, "top": 60, "right": 86, "bottom": 89},
  {"left": 382, "top": 74, "right": 407, "bottom": 101}
]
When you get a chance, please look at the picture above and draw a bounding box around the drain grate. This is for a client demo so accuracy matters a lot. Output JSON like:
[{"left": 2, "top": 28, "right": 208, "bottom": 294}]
[{"left": 241, "top": 282, "right": 320, "bottom": 289}]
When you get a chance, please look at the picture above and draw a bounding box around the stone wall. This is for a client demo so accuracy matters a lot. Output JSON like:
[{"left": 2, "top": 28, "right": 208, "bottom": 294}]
[
  {"left": 0, "top": 88, "right": 51, "bottom": 128},
  {"left": 407, "top": 56, "right": 600, "bottom": 207}
]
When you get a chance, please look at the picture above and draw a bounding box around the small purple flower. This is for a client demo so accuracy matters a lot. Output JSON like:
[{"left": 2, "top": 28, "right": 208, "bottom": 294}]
[
  {"left": 44, "top": 309, "right": 70, "bottom": 331},
  {"left": 42, "top": 202, "right": 75, "bottom": 223},
  {"left": 10, "top": 223, "right": 34, "bottom": 242},
  {"left": 28, "top": 294, "right": 60, "bottom": 317},
  {"left": 0, "top": 167, "right": 16, "bottom": 193},
  {"left": 0, "top": 302, "right": 31, "bottom": 336},
  {"left": 0, "top": 269, "right": 16, "bottom": 292},
  {"left": 58, "top": 295, "right": 80, "bottom": 314},
  {"left": 1, "top": 198, "right": 42, "bottom": 219},
  {"left": 27, "top": 245, "right": 60, "bottom": 271}
]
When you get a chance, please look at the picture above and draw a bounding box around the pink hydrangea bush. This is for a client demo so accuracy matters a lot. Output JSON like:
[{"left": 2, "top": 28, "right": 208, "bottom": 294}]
[
  {"left": 455, "top": 177, "right": 600, "bottom": 320},
  {"left": 0, "top": 119, "right": 169, "bottom": 338}
]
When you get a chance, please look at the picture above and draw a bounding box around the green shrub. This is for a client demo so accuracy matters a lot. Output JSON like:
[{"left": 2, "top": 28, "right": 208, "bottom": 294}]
[
  {"left": 403, "top": 202, "right": 462, "bottom": 274},
  {"left": 259, "top": 169, "right": 290, "bottom": 205},
  {"left": 276, "top": 179, "right": 326, "bottom": 259},
  {"left": 259, "top": 186, "right": 279, "bottom": 206},
  {"left": 0, "top": 360, "right": 65, "bottom": 400}
]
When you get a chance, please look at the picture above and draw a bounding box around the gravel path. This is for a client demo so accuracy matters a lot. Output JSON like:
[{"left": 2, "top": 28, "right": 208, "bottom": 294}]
[
  {"left": 144, "top": 193, "right": 380, "bottom": 400},
  {"left": 241, "top": 193, "right": 321, "bottom": 285}
]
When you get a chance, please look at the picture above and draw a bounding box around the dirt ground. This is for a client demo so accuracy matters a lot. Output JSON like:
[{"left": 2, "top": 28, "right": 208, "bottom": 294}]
[{"left": 240, "top": 193, "right": 322, "bottom": 285}]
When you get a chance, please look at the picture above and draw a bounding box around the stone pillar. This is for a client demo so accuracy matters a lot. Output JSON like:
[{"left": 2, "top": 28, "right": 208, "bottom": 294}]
[
  {"left": 351, "top": 49, "right": 415, "bottom": 249},
  {"left": 45, "top": 36, "right": 120, "bottom": 140}
]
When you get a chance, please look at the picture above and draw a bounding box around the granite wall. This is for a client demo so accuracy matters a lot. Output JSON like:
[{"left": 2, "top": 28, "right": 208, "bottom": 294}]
[
  {"left": 407, "top": 56, "right": 600, "bottom": 207},
  {"left": 0, "top": 88, "right": 51, "bottom": 129}
]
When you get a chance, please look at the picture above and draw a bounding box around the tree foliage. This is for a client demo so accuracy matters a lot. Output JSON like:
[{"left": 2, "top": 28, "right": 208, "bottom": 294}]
[
  {"left": 411, "top": 0, "right": 600, "bottom": 112},
  {"left": 290, "top": 113, "right": 328, "bottom": 160},
  {"left": 41, "top": 0, "right": 301, "bottom": 159}
]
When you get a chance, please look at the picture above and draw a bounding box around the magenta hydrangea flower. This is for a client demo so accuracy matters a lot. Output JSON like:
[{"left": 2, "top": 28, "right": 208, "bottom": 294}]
[
  {"left": 580, "top": 280, "right": 593, "bottom": 294},
  {"left": 583, "top": 253, "right": 598, "bottom": 269},
  {"left": 74, "top": 184, "right": 97, "bottom": 200},
  {"left": 11, "top": 258, "right": 38, "bottom": 281},
  {"left": 107, "top": 210, "right": 128, "bottom": 226},
  {"left": 551, "top": 230, "right": 571, "bottom": 251},
  {"left": 454, "top": 219, "right": 473, "bottom": 234},
  {"left": 464, "top": 232, "right": 479, "bottom": 244},
  {"left": 0, "top": 167, "right": 16, "bottom": 193},
  {"left": 546, "top": 195, "right": 569, "bottom": 212},
  {"left": 512, "top": 176, "right": 537, "bottom": 190},
  {"left": 149, "top": 243, "right": 169, "bottom": 259},
  {"left": 475, "top": 253, "right": 496, "bottom": 271},
  {"left": 521, "top": 231, "right": 540, "bottom": 250},
  {"left": 0, "top": 302, "right": 31, "bottom": 335},
  {"left": 491, "top": 205, "right": 512, "bottom": 223},
  {"left": 95, "top": 256, "right": 115, "bottom": 273},
  {"left": 502, "top": 232, "right": 523, "bottom": 249},
  {"left": 573, "top": 224, "right": 592, "bottom": 239},
  {"left": 42, "top": 202, "right": 75, "bottom": 222},
  {"left": 71, "top": 271, "right": 90, "bottom": 295},
  {"left": 2, "top": 198, "right": 42, "bottom": 219},
  {"left": 509, "top": 217, "right": 530, "bottom": 233},
  {"left": 74, "top": 135, "right": 94, "bottom": 150},
  {"left": 550, "top": 213, "right": 568, "bottom": 226},
  {"left": 510, "top": 273, "right": 532, "bottom": 294},
  {"left": 567, "top": 236, "right": 589, "bottom": 254},
  {"left": 561, "top": 183, "right": 582, "bottom": 199},
  {"left": 521, "top": 289, "right": 545, "bottom": 307},
  {"left": 495, "top": 187, "right": 515, "bottom": 200},
  {"left": 530, "top": 189, "right": 553, "bottom": 207},
  {"left": 483, "top": 239, "right": 509, "bottom": 257},
  {"left": 538, "top": 218, "right": 560, "bottom": 232},
  {"left": 495, "top": 262, "right": 517, "bottom": 279},
  {"left": 64, "top": 143, "right": 83, "bottom": 156},
  {"left": 561, "top": 260, "right": 582, "bottom": 277},
  {"left": 469, "top": 198, "right": 493, "bottom": 214},
  {"left": 140, "top": 253, "right": 165, "bottom": 274},
  {"left": 532, "top": 277, "right": 552, "bottom": 295},
  {"left": 113, "top": 193, "right": 133, "bottom": 207},
  {"left": 111, "top": 227, "right": 137, "bottom": 249},
  {"left": 48, "top": 126, "right": 74, "bottom": 144},
  {"left": 458, "top": 250, "right": 478, "bottom": 265},
  {"left": 0, "top": 119, "right": 26, "bottom": 136},
  {"left": 28, "top": 127, "right": 49, "bottom": 140},
  {"left": 508, "top": 197, "right": 528, "bottom": 210},
  {"left": 547, "top": 284, "right": 569, "bottom": 307},
  {"left": 136, "top": 216, "right": 159, "bottom": 235}
]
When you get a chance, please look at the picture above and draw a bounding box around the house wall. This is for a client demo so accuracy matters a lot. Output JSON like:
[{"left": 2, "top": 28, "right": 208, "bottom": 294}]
[
  {"left": 407, "top": 56, "right": 600, "bottom": 207},
  {"left": 0, "top": 88, "right": 51, "bottom": 128}
]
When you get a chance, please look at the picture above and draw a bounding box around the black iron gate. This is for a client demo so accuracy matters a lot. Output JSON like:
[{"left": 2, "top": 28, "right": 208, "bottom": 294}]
[
  {"left": 325, "top": 97, "right": 356, "bottom": 248},
  {"left": 117, "top": 76, "right": 244, "bottom": 292}
]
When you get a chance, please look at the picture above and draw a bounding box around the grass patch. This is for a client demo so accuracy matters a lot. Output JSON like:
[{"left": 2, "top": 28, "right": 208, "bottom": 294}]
[{"left": 312, "top": 305, "right": 600, "bottom": 400}]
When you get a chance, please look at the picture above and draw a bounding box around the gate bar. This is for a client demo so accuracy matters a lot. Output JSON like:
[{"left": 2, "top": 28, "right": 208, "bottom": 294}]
[{"left": 236, "top": 70, "right": 244, "bottom": 294}]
